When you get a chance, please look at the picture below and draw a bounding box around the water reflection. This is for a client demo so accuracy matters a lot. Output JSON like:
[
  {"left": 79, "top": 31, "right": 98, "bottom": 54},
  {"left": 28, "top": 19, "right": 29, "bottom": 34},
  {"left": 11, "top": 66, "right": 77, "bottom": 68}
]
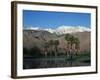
[{"left": 23, "top": 56, "right": 90, "bottom": 69}]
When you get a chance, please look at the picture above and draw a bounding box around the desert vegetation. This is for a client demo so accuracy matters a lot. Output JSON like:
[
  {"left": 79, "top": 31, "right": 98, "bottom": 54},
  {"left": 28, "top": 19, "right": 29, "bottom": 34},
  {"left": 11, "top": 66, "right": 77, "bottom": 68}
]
[{"left": 23, "top": 33, "right": 90, "bottom": 69}]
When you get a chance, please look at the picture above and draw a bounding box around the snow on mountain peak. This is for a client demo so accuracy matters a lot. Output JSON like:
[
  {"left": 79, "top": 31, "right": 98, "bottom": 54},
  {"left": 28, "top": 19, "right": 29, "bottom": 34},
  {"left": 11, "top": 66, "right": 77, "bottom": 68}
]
[
  {"left": 24, "top": 25, "right": 90, "bottom": 35},
  {"left": 54, "top": 25, "right": 90, "bottom": 34}
]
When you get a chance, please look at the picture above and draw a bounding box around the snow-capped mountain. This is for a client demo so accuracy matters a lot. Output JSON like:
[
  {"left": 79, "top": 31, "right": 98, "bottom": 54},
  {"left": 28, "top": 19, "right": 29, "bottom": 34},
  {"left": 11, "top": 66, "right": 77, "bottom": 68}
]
[
  {"left": 24, "top": 26, "right": 90, "bottom": 35},
  {"left": 53, "top": 26, "right": 91, "bottom": 35},
  {"left": 45, "top": 26, "right": 90, "bottom": 34}
]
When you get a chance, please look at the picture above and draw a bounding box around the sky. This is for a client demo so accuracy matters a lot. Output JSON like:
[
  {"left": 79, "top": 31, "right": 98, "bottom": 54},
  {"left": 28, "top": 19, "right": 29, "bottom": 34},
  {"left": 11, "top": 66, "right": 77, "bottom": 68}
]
[{"left": 23, "top": 10, "right": 91, "bottom": 29}]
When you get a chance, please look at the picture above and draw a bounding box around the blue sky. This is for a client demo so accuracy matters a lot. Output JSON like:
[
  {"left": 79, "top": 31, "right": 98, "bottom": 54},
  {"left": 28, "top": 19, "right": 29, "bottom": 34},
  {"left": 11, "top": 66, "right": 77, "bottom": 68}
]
[{"left": 23, "top": 10, "right": 91, "bottom": 29}]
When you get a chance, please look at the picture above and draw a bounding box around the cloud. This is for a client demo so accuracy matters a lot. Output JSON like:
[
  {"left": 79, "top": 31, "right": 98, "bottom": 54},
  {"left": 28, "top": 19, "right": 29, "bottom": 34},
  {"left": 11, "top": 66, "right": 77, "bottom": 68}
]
[{"left": 24, "top": 26, "right": 40, "bottom": 30}]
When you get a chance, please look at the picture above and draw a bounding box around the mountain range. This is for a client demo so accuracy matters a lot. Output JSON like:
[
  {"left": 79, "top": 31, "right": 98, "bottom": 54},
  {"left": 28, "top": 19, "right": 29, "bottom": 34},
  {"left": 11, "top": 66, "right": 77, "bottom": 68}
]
[
  {"left": 24, "top": 26, "right": 90, "bottom": 35},
  {"left": 23, "top": 26, "right": 91, "bottom": 53}
]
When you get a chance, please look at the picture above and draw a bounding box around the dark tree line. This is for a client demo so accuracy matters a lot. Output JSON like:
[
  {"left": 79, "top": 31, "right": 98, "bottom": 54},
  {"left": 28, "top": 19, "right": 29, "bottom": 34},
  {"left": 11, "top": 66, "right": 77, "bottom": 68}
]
[{"left": 23, "top": 47, "right": 43, "bottom": 58}]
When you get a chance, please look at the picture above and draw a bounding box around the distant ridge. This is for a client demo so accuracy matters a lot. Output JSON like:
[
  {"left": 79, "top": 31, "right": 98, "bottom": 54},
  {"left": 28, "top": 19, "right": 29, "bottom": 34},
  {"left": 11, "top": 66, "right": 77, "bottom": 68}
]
[{"left": 24, "top": 25, "right": 90, "bottom": 35}]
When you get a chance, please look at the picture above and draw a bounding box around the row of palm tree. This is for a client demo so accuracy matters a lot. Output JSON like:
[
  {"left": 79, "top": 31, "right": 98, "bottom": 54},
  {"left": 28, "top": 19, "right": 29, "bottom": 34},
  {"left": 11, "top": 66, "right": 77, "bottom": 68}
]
[
  {"left": 65, "top": 33, "right": 80, "bottom": 57},
  {"left": 43, "top": 33, "right": 80, "bottom": 59},
  {"left": 44, "top": 39, "right": 59, "bottom": 58}
]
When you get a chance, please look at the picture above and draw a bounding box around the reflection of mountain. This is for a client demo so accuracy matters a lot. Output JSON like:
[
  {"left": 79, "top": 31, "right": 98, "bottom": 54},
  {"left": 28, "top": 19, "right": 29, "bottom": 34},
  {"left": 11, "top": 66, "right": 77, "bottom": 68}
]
[{"left": 23, "top": 29, "right": 91, "bottom": 52}]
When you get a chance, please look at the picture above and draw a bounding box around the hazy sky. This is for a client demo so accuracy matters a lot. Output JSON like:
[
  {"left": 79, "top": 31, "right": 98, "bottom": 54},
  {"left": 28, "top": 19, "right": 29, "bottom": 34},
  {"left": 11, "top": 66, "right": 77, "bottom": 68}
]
[{"left": 23, "top": 10, "right": 91, "bottom": 29}]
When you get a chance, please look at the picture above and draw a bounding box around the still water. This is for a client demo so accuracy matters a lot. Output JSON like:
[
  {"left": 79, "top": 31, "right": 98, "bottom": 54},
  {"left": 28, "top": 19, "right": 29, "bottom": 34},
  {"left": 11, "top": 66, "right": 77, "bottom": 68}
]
[{"left": 23, "top": 56, "right": 90, "bottom": 69}]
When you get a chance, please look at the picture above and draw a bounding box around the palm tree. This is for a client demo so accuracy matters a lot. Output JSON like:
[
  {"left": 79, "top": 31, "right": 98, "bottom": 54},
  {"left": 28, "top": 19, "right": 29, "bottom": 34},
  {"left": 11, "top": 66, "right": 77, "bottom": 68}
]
[
  {"left": 74, "top": 37, "right": 80, "bottom": 55},
  {"left": 69, "top": 35, "right": 75, "bottom": 50},
  {"left": 48, "top": 40, "right": 54, "bottom": 55},
  {"left": 54, "top": 40, "right": 59, "bottom": 57},
  {"left": 65, "top": 34, "right": 74, "bottom": 56},
  {"left": 44, "top": 42, "right": 49, "bottom": 58},
  {"left": 65, "top": 34, "right": 80, "bottom": 66},
  {"left": 65, "top": 34, "right": 71, "bottom": 56},
  {"left": 69, "top": 35, "right": 75, "bottom": 60}
]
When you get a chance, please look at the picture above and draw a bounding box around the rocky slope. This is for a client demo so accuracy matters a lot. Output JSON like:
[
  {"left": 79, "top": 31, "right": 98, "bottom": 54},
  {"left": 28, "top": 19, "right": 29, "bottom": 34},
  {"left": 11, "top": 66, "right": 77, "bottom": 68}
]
[{"left": 23, "top": 30, "right": 90, "bottom": 53}]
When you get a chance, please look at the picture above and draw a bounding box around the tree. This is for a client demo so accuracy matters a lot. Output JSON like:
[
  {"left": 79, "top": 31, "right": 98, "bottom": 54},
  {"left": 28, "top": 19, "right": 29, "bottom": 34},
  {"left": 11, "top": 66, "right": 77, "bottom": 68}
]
[
  {"left": 64, "top": 34, "right": 80, "bottom": 66},
  {"left": 65, "top": 34, "right": 80, "bottom": 60},
  {"left": 69, "top": 35, "right": 75, "bottom": 50},
  {"left": 54, "top": 40, "right": 59, "bottom": 57},
  {"left": 65, "top": 34, "right": 74, "bottom": 56},
  {"left": 44, "top": 42, "right": 49, "bottom": 57},
  {"left": 48, "top": 39, "right": 59, "bottom": 57},
  {"left": 48, "top": 40, "right": 54, "bottom": 55},
  {"left": 74, "top": 37, "right": 80, "bottom": 55},
  {"left": 29, "top": 47, "right": 41, "bottom": 58}
]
